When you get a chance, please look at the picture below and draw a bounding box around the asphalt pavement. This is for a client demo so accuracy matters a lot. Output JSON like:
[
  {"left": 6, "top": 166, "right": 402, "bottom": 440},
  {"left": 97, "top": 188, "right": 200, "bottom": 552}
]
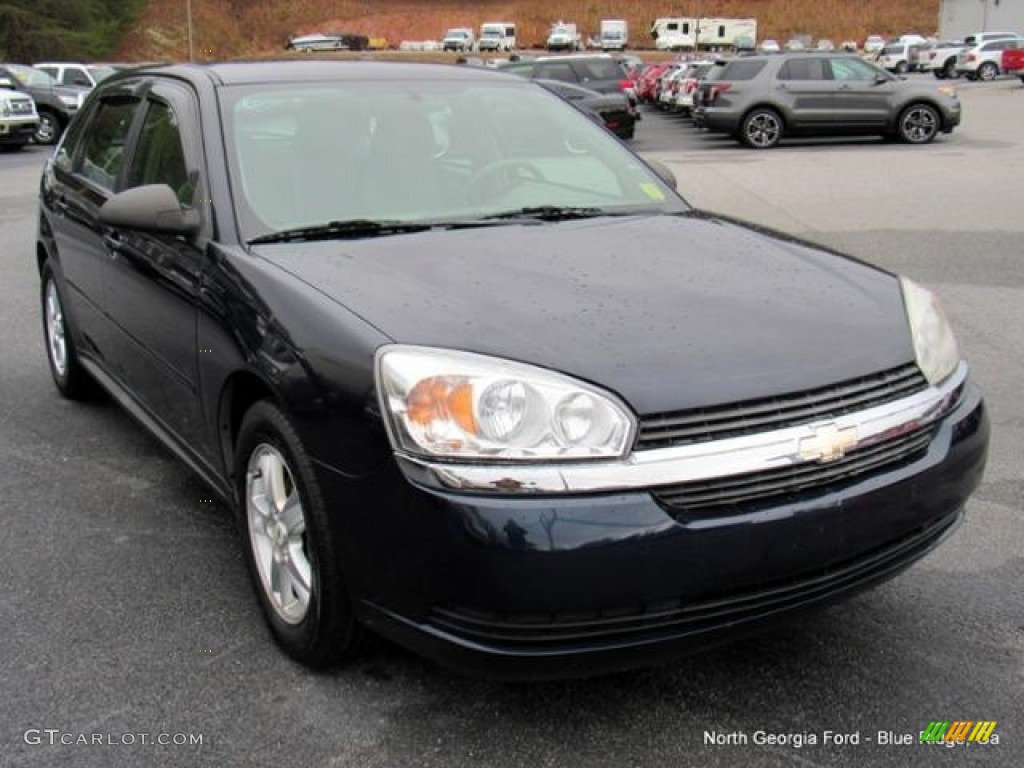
[{"left": 1, "top": 76, "right": 1021, "bottom": 767}]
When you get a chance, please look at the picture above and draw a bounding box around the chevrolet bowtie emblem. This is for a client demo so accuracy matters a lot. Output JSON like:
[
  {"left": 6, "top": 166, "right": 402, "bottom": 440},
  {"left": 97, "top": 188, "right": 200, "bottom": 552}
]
[{"left": 798, "top": 423, "right": 859, "bottom": 463}]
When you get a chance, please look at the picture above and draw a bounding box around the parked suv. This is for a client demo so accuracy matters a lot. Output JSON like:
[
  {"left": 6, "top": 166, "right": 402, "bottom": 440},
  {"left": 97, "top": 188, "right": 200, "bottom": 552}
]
[
  {"left": 876, "top": 41, "right": 924, "bottom": 74},
  {"left": 0, "top": 76, "right": 39, "bottom": 150},
  {"left": 693, "top": 53, "right": 961, "bottom": 148},
  {"left": 34, "top": 62, "right": 117, "bottom": 89},
  {"left": 0, "top": 63, "right": 84, "bottom": 145},
  {"left": 956, "top": 37, "right": 1024, "bottom": 80}
]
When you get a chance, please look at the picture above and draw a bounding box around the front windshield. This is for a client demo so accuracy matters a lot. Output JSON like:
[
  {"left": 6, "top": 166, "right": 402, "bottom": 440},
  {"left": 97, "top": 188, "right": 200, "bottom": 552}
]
[
  {"left": 222, "top": 78, "right": 685, "bottom": 241},
  {"left": 7, "top": 64, "right": 56, "bottom": 88}
]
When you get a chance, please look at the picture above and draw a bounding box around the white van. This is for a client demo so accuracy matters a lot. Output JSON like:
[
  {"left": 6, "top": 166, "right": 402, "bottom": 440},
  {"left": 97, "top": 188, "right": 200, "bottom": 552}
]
[{"left": 478, "top": 22, "right": 516, "bottom": 52}]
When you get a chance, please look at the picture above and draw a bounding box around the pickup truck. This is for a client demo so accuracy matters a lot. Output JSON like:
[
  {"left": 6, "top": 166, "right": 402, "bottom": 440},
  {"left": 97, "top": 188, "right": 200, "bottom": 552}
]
[
  {"left": 1003, "top": 47, "right": 1024, "bottom": 82},
  {"left": 0, "top": 78, "right": 39, "bottom": 150}
]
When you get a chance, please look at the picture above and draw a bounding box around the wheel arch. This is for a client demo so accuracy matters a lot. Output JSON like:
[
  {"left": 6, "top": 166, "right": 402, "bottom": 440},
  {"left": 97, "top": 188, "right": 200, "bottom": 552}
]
[
  {"left": 218, "top": 370, "right": 282, "bottom": 496},
  {"left": 894, "top": 99, "right": 948, "bottom": 130},
  {"left": 740, "top": 103, "right": 788, "bottom": 129}
]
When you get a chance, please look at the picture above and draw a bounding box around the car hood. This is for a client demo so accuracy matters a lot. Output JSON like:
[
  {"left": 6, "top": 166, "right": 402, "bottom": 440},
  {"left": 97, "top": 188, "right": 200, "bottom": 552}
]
[{"left": 251, "top": 213, "right": 914, "bottom": 415}]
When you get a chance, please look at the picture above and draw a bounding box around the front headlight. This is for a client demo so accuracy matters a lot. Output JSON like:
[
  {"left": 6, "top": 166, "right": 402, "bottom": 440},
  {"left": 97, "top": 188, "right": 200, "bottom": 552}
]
[
  {"left": 900, "top": 277, "right": 960, "bottom": 385},
  {"left": 376, "top": 346, "right": 636, "bottom": 461},
  {"left": 58, "top": 94, "right": 77, "bottom": 106}
]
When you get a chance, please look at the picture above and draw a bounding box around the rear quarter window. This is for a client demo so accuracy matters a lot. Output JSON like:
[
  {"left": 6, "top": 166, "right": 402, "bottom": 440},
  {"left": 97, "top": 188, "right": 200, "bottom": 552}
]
[{"left": 719, "top": 60, "right": 766, "bottom": 80}]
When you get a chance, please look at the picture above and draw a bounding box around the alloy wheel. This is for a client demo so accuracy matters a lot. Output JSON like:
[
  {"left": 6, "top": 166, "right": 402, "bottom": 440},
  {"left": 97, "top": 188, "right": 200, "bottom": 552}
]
[
  {"left": 44, "top": 278, "right": 68, "bottom": 378},
  {"left": 900, "top": 105, "right": 938, "bottom": 143},
  {"left": 743, "top": 111, "right": 782, "bottom": 148},
  {"left": 35, "top": 113, "right": 58, "bottom": 145},
  {"left": 246, "top": 443, "right": 313, "bottom": 624}
]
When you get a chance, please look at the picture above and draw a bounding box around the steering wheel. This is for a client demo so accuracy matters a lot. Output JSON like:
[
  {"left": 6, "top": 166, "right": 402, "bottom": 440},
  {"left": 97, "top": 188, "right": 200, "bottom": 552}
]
[{"left": 464, "top": 158, "right": 545, "bottom": 201}]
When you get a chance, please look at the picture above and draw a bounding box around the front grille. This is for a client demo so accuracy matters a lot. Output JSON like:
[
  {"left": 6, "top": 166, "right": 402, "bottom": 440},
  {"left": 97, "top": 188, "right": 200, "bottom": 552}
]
[
  {"left": 652, "top": 426, "right": 934, "bottom": 516},
  {"left": 429, "top": 512, "right": 959, "bottom": 648},
  {"left": 637, "top": 363, "right": 927, "bottom": 450},
  {"left": 9, "top": 99, "right": 34, "bottom": 116}
]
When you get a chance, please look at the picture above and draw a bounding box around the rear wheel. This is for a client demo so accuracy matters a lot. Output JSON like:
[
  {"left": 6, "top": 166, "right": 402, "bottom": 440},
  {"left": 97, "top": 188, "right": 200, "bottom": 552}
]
[
  {"left": 739, "top": 108, "right": 783, "bottom": 149},
  {"left": 897, "top": 103, "right": 940, "bottom": 144},
  {"left": 235, "top": 401, "right": 369, "bottom": 667}
]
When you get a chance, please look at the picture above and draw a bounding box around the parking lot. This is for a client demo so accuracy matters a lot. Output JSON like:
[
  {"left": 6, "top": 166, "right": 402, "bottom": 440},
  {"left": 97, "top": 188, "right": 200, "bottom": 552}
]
[{"left": 1, "top": 76, "right": 1021, "bottom": 767}]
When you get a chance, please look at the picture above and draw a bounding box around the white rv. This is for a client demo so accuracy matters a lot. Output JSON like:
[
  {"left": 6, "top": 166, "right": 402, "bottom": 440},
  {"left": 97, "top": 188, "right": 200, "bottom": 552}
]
[
  {"left": 697, "top": 18, "right": 758, "bottom": 50},
  {"left": 650, "top": 18, "right": 697, "bottom": 51},
  {"left": 599, "top": 19, "right": 628, "bottom": 51},
  {"left": 651, "top": 17, "right": 758, "bottom": 51},
  {"left": 478, "top": 22, "right": 516, "bottom": 52}
]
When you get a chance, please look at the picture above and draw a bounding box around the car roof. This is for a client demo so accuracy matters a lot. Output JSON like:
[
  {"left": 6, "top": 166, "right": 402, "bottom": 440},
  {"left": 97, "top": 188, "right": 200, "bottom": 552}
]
[{"left": 103, "top": 60, "right": 517, "bottom": 87}]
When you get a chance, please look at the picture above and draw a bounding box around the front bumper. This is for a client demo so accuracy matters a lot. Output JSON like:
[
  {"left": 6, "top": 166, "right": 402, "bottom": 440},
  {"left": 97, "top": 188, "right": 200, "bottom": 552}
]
[
  {"left": 329, "top": 376, "right": 987, "bottom": 679},
  {"left": 0, "top": 118, "right": 38, "bottom": 142}
]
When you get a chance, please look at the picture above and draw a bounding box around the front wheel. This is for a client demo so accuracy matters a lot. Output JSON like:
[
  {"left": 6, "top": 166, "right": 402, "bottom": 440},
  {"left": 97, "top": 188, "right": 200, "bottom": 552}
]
[
  {"left": 895, "top": 61, "right": 908, "bottom": 75},
  {"left": 236, "top": 401, "right": 369, "bottom": 667},
  {"left": 739, "top": 108, "right": 783, "bottom": 149},
  {"left": 34, "top": 110, "right": 63, "bottom": 145},
  {"left": 977, "top": 62, "right": 999, "bottom": 81},
  {"left": 897, "top": 103, "right": 940, "bottom": 144},
  {"left": 41, "top": 264, "right": 94, "bottom": 398}
]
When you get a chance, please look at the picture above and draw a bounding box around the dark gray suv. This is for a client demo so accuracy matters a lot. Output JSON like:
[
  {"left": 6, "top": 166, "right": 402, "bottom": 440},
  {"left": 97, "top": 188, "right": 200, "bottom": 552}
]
[{"left": 693, "top": 53, "right": 961, "bottom": 148}]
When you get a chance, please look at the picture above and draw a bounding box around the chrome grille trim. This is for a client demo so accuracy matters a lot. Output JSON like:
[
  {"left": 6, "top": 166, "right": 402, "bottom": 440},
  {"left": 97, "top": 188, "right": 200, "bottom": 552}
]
[
  {"left": 395, "top": 361, "right": 967, "bottom": 496},
  {"left": 9, "top": 99, "right": 35, "bottom": 115},
  {"left": 652, "top": 426, "right": 934, "bottom": 514},
  {"left": 637, "top": 363, "right": 926, "bottom": 449}
]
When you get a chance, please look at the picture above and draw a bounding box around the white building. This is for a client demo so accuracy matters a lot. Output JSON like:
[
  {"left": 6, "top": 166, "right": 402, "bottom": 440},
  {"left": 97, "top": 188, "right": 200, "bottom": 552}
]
[{"left": 939, "top": 0, "right": 1024, "bottom": 40}]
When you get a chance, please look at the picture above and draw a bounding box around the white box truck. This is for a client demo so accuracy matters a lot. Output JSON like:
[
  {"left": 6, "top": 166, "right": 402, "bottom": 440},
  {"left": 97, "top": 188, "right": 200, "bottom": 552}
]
[
  {"left": 547, "top": 21, "right": 582, "bottom": 52},
  {"left": 478, "top": 22, "right": 516, "bottom": 52},
  {"left": 599, "top": 19, "right": 628, "bottom": 51}
]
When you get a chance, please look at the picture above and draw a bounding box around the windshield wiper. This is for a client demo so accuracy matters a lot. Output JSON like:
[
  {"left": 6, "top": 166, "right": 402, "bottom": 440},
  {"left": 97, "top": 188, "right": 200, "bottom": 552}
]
[
  {"left": 248, "top": 219, "right": 431, "bottom": 245},
  {"left": 480, "top": 206, "right": 613, "bottom": 222}
]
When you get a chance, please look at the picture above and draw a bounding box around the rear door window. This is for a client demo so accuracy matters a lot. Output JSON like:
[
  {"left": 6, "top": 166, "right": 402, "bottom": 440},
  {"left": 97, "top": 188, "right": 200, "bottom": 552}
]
[
  {"left": 719, "top": 60, "right": 766, "bottom": 80},
  {"left": 777, "top": 58, "right": 829, "bottom": 81}
]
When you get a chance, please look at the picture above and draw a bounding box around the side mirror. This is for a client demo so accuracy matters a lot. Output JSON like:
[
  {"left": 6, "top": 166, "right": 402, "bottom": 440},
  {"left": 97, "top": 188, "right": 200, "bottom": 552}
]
[
  {"left": 645, "top": 158, "right": 677, "bottom": 190},
  {"left": 99, "top": 184, "right": 200, "bottom": 235}
]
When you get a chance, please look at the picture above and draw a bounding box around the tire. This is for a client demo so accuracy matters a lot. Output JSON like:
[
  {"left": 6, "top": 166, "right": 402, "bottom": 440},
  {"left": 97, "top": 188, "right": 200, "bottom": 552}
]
[
  {"left": 235, "top": 401, "right": 369, "bottom": 668},
  {"left": 895, "top": 61, "right": 908, "bottom": 75},
  {"left": 897, "top": 103, "right": 940, "bottom": 144},
  {"left": 34, "top": 110, "right": 63, "bottom": 146},
  {"left": 942, "top": 59, "right": 958, "bottom": 79},
  {"left": 977, "top": 62, "right": 999, "bottom": 81},
  {"left": 41, "top": 264, "right": 95, "bottom": 399},
  {"left": 932, "top": 69, "right": 946, "bottom": 79},
  {"left": 739, "top": 108, "right": 783, "bottom": 149}
]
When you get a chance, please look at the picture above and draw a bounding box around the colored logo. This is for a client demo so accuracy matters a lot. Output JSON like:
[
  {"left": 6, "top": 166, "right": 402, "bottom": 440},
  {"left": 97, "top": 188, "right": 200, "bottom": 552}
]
[{"left": 920, "top": 721, "right": 997, "bottom": 743}]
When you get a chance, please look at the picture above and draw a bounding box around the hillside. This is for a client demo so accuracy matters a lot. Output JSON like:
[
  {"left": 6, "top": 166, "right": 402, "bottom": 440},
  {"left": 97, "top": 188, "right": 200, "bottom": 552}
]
[{"left": 115, "top": 0, "right": 941, "bottom": 61}]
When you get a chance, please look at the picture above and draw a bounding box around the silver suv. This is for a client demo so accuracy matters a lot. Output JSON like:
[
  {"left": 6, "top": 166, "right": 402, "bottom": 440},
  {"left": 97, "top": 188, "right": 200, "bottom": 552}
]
[{"left": 693, "top": 53, "right": 961, "bottom": 148}]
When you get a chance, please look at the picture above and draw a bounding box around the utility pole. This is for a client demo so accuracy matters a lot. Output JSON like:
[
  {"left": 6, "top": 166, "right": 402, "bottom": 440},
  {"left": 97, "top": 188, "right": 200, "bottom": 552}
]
[{"left": 187, "top": 0, "right": 194, "bottom": 61}]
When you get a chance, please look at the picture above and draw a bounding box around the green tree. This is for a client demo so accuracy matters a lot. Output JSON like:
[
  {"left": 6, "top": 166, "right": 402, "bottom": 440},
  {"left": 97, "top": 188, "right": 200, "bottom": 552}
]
[{"left": 0, "top": 0, "right": 144, "bottom": 61}]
